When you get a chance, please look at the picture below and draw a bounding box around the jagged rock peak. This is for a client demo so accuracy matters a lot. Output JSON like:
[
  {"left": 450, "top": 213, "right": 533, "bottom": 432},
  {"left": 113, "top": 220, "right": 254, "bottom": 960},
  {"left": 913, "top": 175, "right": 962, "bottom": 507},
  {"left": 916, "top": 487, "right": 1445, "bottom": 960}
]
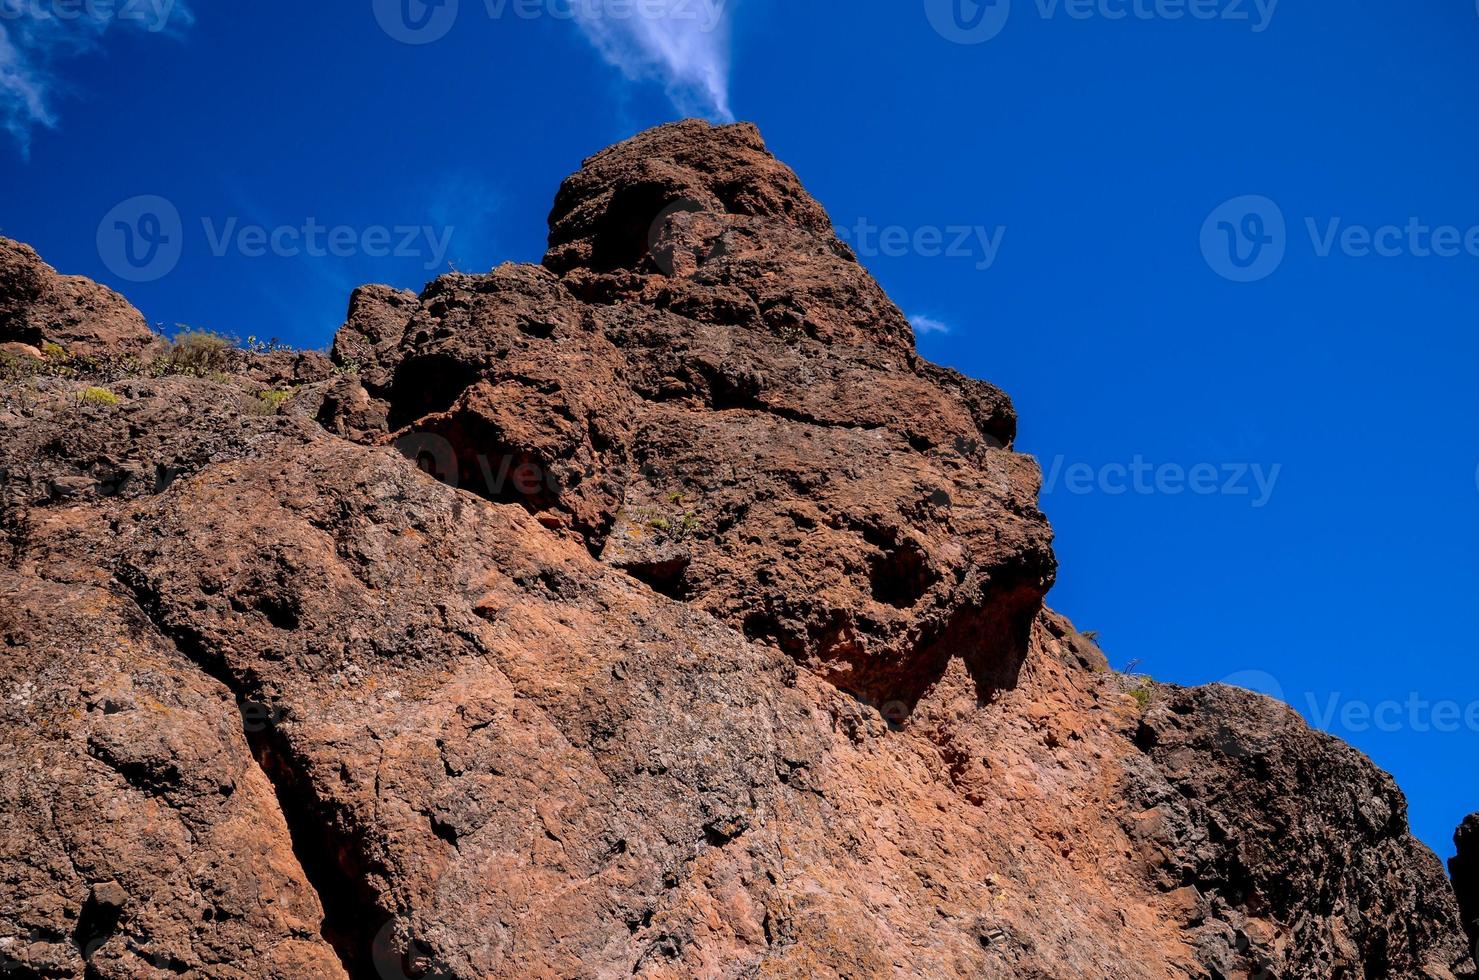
[
  {"left": 324, "top": 119, "right": 1050, "bottom": 706},
  {"left": 544, "top": 119, "right": 833, "bottom": 274},
  {"left": 539, "top": 119, "right": 918, "bottom": 352}
]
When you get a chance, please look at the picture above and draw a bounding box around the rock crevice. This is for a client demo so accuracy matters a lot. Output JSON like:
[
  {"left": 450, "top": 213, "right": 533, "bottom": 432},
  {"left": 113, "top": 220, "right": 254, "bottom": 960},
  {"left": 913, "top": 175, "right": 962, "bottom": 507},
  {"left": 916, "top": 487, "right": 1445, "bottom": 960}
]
[{"left": 117, "top": 570, "right": 377, "bottom": 979}]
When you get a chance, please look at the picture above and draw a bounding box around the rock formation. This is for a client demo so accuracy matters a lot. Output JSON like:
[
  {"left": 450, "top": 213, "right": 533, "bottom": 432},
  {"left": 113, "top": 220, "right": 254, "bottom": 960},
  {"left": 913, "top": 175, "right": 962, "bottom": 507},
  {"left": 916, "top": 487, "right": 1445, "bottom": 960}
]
[
  {"left": 1454, "top": 815, "right": 1479, "bottom": 963},
  {"left": 0, "top": 238, "right": 158, "bottom": 359},
  {"left": 0, "top": 119, "right": 1471, "bottom": 979}
]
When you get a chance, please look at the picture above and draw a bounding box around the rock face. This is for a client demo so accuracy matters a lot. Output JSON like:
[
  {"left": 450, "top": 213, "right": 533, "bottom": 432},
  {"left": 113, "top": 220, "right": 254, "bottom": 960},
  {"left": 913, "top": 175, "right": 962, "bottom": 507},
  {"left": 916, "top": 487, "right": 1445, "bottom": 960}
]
[
  {"left": 0, "top": 120, "right": 1471, "bottom": 979},
  {"left": 341, "top": 121, "right": 1049, "bottom": 706},
  {"left": 0, "top": 238, "right": 158, "bottom": 358},
  {"left": 1455, "top": 815, "right": 1479, "bottom": 959},
  {"left": 1134, "top": 688, "right": 1466, "bottom": 977}
]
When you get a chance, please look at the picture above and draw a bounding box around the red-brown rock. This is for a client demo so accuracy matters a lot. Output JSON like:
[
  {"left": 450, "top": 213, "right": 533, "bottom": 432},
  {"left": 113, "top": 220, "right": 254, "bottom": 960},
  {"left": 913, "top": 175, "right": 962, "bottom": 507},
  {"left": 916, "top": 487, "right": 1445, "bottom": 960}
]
[
  {"left": 0, "top": 237, "right": 159, "bottom": 358},
  {"left": 0, "top": 121, "right": 1470, "bottom": 980}
]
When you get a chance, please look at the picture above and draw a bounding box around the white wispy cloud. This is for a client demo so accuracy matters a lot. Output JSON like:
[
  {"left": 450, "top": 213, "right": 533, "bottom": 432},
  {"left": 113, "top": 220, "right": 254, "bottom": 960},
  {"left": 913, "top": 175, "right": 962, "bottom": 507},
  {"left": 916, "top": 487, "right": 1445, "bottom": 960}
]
[
  {"left": 568, "top": 0, "right": 734, "bottom": 121},
  {"left": 0, "top": 0, "right": 193, "bottom": 156},
  {"left": 909, "top": 314, "right": 952, "bottom": 336}
]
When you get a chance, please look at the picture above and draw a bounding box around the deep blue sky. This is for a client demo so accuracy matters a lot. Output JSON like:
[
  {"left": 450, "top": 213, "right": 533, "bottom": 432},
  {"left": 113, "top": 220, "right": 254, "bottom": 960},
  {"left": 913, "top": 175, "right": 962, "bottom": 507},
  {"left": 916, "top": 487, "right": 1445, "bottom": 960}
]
[{"left": 2, "top": 0, "right": 1475, "bottom": 860}]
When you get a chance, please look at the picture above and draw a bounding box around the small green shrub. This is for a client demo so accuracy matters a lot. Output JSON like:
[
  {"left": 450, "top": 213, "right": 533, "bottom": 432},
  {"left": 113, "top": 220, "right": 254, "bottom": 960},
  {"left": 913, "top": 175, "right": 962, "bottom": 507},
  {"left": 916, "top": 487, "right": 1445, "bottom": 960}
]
[
  {"left": 649, "top": 510, "right": 700, "bottom": 541},
  {"left": 776, "top": 322, "right": 805, "bottom": 345},
  {"left": 242, "top": 335, "right": 294, "bottom": 354},
  {"left": 1, "top": 352, "right": 41, "bottom": 382},
  {"left": 40, "top": 341, "right": 68, "bottom": 361},
  {"left": 254, "top": 388, "right": 294, "bottom": 414},
  {"left": 1121, "top": 667, "right": 1156, "bottom": 710},
  {"left": 159, "top": 330, "right": 232, "bottom": 377},
  {"left": 76, "top": 386, "right": 121, "bottom": 407},
  {"left": 626, "top": 501, "right": 703, "bottom": 543}
]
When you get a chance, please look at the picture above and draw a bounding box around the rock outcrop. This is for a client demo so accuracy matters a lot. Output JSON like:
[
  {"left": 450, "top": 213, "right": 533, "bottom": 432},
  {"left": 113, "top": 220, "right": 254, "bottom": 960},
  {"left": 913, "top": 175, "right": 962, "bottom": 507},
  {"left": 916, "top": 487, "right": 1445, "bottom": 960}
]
[
  {"left": 0, "top": 238, "right": 158, "bottom": 358},
  {"left": 1455, "top": 815, "right": 1479, "bottom": 960},
  {"left": 0, "top": 121, "right": 1471, "bottom": 979}
]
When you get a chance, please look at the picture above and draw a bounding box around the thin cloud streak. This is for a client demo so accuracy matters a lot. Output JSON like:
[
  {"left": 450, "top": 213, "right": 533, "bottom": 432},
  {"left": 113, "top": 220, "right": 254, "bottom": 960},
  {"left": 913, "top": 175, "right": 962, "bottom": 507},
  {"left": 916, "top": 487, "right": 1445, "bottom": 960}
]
[
  {"left": 568, "top": 0, "right": 734, "bottom": 121},
  {"left": 909, "top": 313, "right": 951, "bottom": 336},
  {"left": 0, "top": 0, "right": 193, "bottom": 156}
]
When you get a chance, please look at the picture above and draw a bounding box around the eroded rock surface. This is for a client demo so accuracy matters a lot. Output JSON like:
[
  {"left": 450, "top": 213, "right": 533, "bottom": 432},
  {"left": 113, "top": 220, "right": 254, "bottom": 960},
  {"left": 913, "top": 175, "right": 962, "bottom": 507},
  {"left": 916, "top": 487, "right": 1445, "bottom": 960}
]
[
  {"left": 349, "top": 121, "right": 1052, "bottom": 706},
  {"left": 0, "top": 238, "right": 158, "bottom": 358},
  {"left": 0, "top": 120, "right": 1470, "bottom": 979},
  {"left": 1134, "top": 687, "right": 1465, "bottom": 978}
]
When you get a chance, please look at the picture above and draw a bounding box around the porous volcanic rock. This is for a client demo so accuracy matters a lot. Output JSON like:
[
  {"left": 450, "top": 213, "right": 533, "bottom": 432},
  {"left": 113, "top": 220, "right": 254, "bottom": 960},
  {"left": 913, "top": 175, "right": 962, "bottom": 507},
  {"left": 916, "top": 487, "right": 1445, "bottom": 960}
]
[
  {"left": 1134, "top": 686, "right": 1466, "bottom": 978},
  {"left": 0, "top": 237, "right": 159, "bottom": 358},
  {"left": 357, "top": 121, "right": 1051, "bottom": 705},
  {"left": 0, "top": 120, "right": 1471, "bottom": 980}
]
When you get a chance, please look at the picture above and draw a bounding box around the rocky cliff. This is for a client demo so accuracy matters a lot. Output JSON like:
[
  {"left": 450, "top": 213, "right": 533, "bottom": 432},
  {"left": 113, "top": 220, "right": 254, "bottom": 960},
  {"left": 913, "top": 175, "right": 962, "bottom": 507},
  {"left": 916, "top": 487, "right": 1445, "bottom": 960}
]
[
  {"left": 0, "top": 120, "right": 1471, "bottom": 979},
  {"left": 1454, "top": 815, "right": 1479, "bottom": 966}
]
